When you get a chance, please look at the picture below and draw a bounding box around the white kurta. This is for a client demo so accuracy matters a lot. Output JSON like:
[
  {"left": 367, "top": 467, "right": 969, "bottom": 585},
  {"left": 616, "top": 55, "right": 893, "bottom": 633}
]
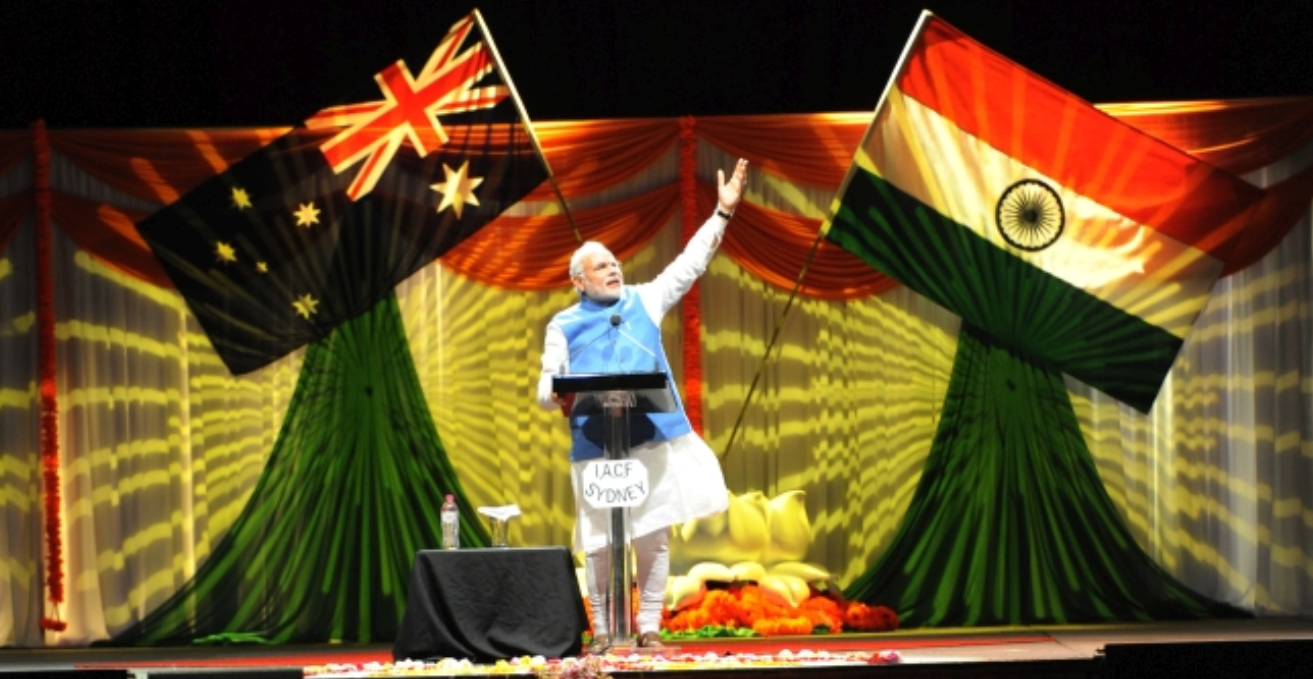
[{"left": 538, "top": 212, "right": 731, "bottom": 554}]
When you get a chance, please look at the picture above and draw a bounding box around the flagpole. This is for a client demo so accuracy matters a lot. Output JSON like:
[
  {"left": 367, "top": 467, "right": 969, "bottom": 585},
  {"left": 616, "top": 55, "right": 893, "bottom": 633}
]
[
  {"left": 719, "top": 220, "right": 825, "bottom": 462},
  {"left": 473, "top": 9, "right": 583, "bottom": 245},
  {"left": 546, "top": 178, "right": 583, "bottom": 245},
  {"left": 720, "top": 10, "right": 935, "bottom": 462}
]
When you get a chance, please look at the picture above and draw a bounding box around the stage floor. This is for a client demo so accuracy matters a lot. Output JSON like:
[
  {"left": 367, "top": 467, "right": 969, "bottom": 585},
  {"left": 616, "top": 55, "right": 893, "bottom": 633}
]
[{"left": 3, "top": 618, "right": 1313, "bottom": 677}]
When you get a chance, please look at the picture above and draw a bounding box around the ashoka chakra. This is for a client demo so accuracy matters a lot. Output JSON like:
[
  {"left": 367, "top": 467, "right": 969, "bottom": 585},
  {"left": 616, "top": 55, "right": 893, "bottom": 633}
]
[{"left": 996, "top": 179, "right": 1064, "bottom": 252}]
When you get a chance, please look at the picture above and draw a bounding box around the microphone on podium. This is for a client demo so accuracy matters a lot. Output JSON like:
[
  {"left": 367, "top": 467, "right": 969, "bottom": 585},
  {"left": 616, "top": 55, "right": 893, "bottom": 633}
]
[
  {"left": 569, "top": 316, "right": 620, "bottom": 362},
  {"left": 560, "top": 314, "right": 626, "bottom": 417},
  {"left": 611, "top": 315, "right": 661, "bottom": 371}
]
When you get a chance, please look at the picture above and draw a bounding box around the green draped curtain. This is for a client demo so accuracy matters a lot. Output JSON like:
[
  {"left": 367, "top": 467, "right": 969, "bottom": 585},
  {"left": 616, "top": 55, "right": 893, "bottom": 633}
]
[
  {"left": 111, "top": 293, "right": 486, "bottom": 644},
  {"left": 845, "top": 323, "right": 1246, "bottom": 625}
]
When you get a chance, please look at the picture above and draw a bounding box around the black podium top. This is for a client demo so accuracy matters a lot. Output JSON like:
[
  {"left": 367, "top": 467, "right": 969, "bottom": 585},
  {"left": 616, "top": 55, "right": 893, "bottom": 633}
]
[{"left": 552, "top": 372, "right": 676, "bottom": 415}]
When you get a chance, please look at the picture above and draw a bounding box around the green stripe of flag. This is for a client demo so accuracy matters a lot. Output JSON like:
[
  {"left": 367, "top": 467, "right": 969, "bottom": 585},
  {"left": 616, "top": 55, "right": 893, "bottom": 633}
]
[{"left": 827, "top": 167, "right": 1182, "bottom": 412}]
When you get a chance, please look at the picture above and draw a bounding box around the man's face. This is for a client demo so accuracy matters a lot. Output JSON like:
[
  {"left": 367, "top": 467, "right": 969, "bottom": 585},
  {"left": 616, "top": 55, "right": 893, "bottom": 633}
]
[{"left": 573, "top": 251, "right": 623, "bottom": 302}]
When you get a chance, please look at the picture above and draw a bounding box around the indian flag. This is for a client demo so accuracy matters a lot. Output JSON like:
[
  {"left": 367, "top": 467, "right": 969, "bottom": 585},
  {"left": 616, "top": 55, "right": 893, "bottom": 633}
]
[{"left": 824, "top": 12, "right": 1264, "bottom": 412}]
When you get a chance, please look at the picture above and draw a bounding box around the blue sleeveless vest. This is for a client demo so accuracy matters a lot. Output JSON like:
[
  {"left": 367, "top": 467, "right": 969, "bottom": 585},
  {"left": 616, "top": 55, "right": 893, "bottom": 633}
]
[{"left": 557, "top": 289, "right": 692, "bottom": 461}]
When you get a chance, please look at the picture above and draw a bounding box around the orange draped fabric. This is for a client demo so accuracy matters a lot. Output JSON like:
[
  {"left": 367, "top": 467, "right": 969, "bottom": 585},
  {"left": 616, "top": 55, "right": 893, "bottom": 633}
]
[
  {"left": 48, "top": 190, "right": 169, "bottom": 287},
  {"left": 522, "top": 119, "right": 680, "bottom": 201},
  {"left": 696, "top": 113, "right": 871, "bottom": 187},
  {"left": 1098, "top": 98, "right": 1313, "bottom": 275},
  {"left": 1222, "top": 161, "right": 1313, "bottom": 275},
  {"left": 1098, "top": 97, "right": 1313, "bottom": 175},
  {"left": 703, "top": 181, "right": 899, "bottom": 300},
  {"left": 48, "top": 128, "right": 291, "bottom": 206},
  {"left": 36, "top": 121, "right": 680, "bottom": 290},
  {"left": 8, "top": 99, "right": 1311, "bottom": 298},
  {"left": 439, "top": 183, "right": 680, "bottom": 289}
]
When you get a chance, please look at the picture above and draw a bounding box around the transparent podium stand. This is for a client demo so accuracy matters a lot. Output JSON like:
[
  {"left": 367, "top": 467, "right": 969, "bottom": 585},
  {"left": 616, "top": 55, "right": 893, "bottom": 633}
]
[{"left": 553, "top": 371, "right": 675, "bottom": 653}]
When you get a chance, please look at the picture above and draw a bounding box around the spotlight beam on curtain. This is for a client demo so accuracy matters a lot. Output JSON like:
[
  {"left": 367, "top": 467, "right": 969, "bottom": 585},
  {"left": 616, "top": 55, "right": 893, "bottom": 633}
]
[
  {"left": 109, "top": 293, "right": 486, "bottom": 645},
  {"left": 843, "top": 323, "right": 1249, "bottom": 625}
]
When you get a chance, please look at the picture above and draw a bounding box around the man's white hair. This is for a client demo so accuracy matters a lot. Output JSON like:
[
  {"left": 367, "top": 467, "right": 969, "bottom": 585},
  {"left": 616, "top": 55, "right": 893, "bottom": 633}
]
[{"left": 569, "top": 241, "right": 614, "bottom": 278}]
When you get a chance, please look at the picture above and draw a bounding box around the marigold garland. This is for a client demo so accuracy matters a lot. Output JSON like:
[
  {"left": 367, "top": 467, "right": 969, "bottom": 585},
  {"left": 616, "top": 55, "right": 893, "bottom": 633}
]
[
  {"left": 663, "top": 585, "right": 898, "bottom": 637},
  {"left": 582, "top": 583, "right": 899, "bottom": 641},
  {"left": 677, "top": 115, "right": 703, "bottom": 435},
  {"left": 33, "top": 119, "right": 67, "bottom": 633},
  {"left": 841, "top": 600, "right": 900, "bottom": 632}
]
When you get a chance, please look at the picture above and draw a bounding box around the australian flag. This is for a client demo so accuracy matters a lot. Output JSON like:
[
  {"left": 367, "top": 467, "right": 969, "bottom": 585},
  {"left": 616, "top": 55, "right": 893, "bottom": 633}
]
[{"left": 136, "top": 11, "right": 550, "bottom": 374}]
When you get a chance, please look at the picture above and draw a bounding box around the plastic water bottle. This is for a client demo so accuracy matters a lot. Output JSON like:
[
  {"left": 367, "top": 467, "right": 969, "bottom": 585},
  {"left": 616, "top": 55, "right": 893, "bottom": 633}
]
[{"left": 440, "top": 494, "right": 459, "bottom": 550}]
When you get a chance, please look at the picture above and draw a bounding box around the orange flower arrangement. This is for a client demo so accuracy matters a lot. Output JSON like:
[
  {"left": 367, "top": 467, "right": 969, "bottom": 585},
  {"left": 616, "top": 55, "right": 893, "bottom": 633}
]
[
  {"left": 841, "top": 600, "right": 900, "bottom": 632},
  {"left": 656, "top": 584, "right": 899, "bottom": 638},
  {"left": 583, "top": 584, "right": 898, "bottom": 642},
  {"left": 800, "top": 592, "right": 844, "bottom": 632}
]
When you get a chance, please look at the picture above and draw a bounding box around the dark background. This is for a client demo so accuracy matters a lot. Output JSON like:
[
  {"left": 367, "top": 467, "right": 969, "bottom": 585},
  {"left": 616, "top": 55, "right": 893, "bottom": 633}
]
[{"left": 3, "top": 0, "right": 1313, "bottom": 129}]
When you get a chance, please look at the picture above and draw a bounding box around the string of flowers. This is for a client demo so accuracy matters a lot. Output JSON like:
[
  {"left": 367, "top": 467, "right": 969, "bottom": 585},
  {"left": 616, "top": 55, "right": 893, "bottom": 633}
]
[
  {"left": 677, "top": 115, "right": 703, "bottom": 435},
  {"left": 33, "top": 119, "right": 67, "bottom": 633}
]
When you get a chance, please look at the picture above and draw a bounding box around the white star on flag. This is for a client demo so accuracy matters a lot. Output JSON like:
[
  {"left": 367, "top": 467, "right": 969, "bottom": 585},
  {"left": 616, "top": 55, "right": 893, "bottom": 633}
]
[{"left": 431, "top": 160, "right": 483, "bottom": 218}]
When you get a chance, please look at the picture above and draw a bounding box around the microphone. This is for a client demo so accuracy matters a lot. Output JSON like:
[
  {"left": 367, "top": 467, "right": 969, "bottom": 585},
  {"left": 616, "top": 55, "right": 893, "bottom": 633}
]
[
  {"left": 611, "top": 315, "right": 661, "bottom": 371},
  {"left": 569, "top": 322, "right": 617, "bottom": 361}
]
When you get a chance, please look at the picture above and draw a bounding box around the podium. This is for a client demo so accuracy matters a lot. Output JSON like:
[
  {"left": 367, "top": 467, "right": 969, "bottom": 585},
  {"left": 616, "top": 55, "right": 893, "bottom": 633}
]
[{"left": 553, "top": 371, "right": 676, "bottom": 651}]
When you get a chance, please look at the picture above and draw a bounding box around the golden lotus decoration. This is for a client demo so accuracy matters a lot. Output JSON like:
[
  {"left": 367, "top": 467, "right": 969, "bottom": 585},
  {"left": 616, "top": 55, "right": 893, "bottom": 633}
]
[{"left": 667, "top": 489, "right": 835, "bottom": 610}]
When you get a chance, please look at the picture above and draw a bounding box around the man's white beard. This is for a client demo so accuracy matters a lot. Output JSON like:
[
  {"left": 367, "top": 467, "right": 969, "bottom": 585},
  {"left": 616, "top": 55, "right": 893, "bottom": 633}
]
[
  {"left": 585, "top": 283, "right": 620, "bottom": 302},
  {"left": 588, "top": 289, "right": 620, "bottom": 302}
]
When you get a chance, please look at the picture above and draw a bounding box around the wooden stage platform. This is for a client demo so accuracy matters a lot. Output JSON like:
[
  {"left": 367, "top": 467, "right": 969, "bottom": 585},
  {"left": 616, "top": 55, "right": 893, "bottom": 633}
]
[{"left": 4, "top": 618, "right": 1313, "bottom": 679}]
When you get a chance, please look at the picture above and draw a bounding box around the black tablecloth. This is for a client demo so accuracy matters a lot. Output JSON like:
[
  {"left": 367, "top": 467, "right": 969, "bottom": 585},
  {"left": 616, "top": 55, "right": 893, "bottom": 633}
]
[{"left": 392, "top": 547, "right": 587, "bottom": 662}]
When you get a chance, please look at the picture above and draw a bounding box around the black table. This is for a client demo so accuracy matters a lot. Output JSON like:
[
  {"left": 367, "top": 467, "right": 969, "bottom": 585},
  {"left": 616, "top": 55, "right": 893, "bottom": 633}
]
[{"left": 392, "top": 547, "right": 588, "bottom": 662}]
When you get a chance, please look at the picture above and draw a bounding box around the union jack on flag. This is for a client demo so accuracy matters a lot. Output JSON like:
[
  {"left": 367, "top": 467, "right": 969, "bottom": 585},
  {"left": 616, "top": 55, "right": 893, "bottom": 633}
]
[
  {"left": 136, "top": 10, "right": 551, "bottom": 375},
  {"left": 307, "top": 13, "right": 512, "bottom": 201}
]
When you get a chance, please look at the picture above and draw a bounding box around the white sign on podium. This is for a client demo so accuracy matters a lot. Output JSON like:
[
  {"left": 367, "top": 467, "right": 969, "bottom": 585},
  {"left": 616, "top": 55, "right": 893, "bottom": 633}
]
[{"left": 582, "top": 459, "right": 650, "bottom": 508}]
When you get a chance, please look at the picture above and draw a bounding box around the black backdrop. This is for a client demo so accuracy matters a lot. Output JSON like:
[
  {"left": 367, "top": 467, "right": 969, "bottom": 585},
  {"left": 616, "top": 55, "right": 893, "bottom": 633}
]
[{"left": 4, "top": 0, "right": 1313, "bottom": 130}]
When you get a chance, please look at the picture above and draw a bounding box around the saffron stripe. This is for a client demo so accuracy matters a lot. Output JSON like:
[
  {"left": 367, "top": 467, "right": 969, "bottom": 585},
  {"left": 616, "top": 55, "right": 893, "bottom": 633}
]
[
  {"left": 859, "top": 87, "right": 1222, "bottom": 340},
  {"left": 899, "top": 16, "right": 1262, "bottom": 261}
]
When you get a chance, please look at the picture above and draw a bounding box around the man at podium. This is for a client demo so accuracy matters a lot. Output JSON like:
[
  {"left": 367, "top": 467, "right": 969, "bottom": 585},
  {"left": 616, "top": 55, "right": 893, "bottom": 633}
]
[{"left": 536, "top": 158, "right": 749, "bottom": 652}]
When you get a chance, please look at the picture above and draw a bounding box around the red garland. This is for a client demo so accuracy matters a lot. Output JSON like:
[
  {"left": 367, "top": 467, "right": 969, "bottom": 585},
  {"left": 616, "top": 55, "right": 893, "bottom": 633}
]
[
  {"left": 33, "top": 120, "right": 66, "bottom": 632},
  {"left": 678, "top": 116, "right": 703, "bottom": 435}
]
